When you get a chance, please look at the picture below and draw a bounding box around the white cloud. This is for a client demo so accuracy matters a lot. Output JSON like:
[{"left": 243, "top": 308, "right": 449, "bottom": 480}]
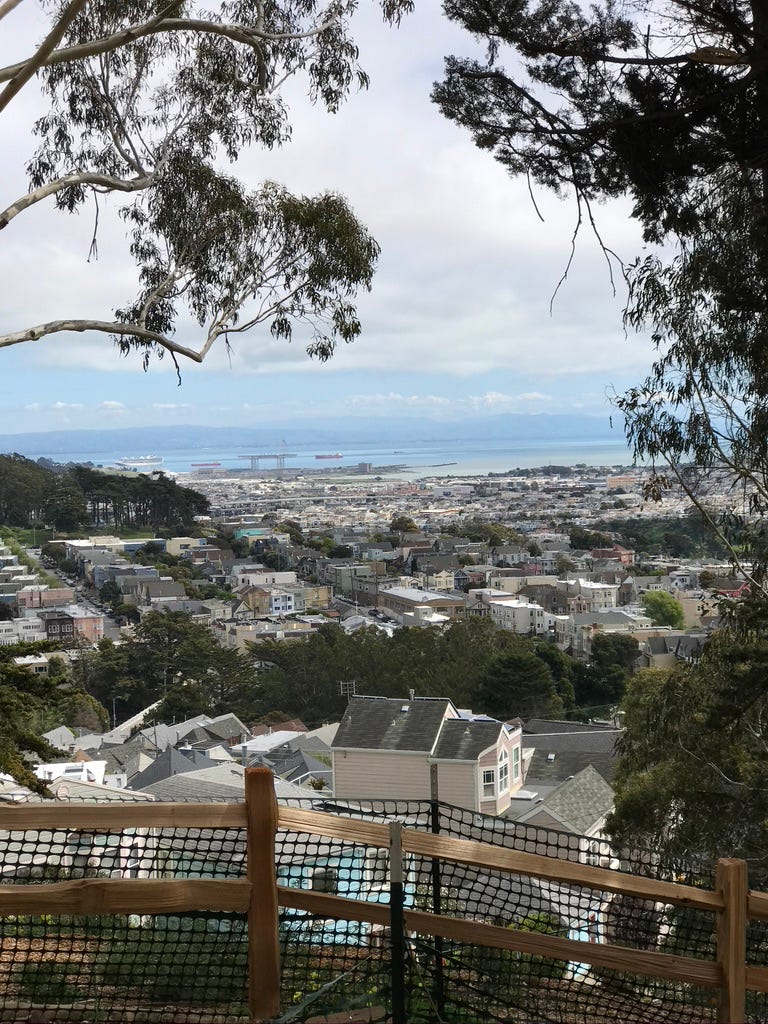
[
  {"left": 52, "top": 402, "right": 84, "bottom": 410},
  {"left": 100, "top": 400, "right": 125, "bottom": 410},
  {"left": 152, "top": 403, "right": 192, "bottom": 410}
]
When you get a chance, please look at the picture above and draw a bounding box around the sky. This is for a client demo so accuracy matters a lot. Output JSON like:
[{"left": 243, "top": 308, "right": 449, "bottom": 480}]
[{"left": 0, "top": 1, "right": 655, "bottom": 437}]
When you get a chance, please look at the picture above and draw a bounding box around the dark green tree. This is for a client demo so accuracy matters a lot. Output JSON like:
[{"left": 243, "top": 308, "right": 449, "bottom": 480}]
[
  {"left": 475, "top": 646, "right": 563, "bottom": 720},
  {"left": 591, "top": 634, "right": 641, "bottom": 675},
  {"left": 0, "top": 662, "right": 98, "bottom": 790},
  {"left": 609, "top": 636, "right": 768, "bottom": 873},
  {"left": 389, "top": 515, "right": 419, "bottom": 534}
]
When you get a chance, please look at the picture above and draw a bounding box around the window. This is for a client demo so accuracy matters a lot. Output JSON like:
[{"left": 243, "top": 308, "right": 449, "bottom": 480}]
[
  {"left": 498, "top": 750, "right": 509, "bottom": 792},
  {"left": 512, "top": 746, "right": 521, "bottom": 780},
  {"left": 482, "top": 769, "right": 495, "bottom": 798}
]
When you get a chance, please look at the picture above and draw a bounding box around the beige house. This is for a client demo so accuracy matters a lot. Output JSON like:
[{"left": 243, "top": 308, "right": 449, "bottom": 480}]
[
  {"left": 377, "top": 587, "right": 466, "bottom": 620},
  {"left": 332, "top": 696, "right": 523, "bottom": 815}
]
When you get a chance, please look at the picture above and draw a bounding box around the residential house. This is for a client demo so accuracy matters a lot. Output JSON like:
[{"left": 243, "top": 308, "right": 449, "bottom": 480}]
[
  {"left": 16, "top": 585, "right": 76, "bottom": 610},
  {"left": 165, "top": 536, "right": 209, "bottom": 557},
  {"left": 507, "top": 766, "right": 616, "bottom": 868},
  {"left": 377, "top": 587, "right": 466, "bottom": 621},
  {"left": 138, "top": 579, "right": 187, "bottom": 606},
  {"left": 0, "top": 616, "right": 46, "bottom": 645},
  {"left": 332, "top": 696, "right": 524, "bottom": 815},
  {"left": 37, "top": 610, "right": 76, "bottom": 644}
]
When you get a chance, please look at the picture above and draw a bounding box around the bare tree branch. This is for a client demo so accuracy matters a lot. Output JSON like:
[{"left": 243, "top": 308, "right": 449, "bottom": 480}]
[
  {"left": 0, "top": 0, "right": 87, "bottom": 113},
  {"left": 0, "top": 171, "right": 154, "bottom": 231},
  {"left": 0, "top": 0, "right": 24, "bottom": 23},
  {"left": 0, "top": 320, "right": 208, "bottom": 363},
  {"left": 0, "top": 16, "right": 335, "bottom": 86}
]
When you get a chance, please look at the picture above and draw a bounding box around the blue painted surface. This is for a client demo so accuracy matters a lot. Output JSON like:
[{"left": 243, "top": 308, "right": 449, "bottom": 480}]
[{"left": 278, "top": 850, "right": 414, "bottom": 945}]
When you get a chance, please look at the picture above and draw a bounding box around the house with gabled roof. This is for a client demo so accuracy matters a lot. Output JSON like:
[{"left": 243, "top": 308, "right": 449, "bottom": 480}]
[
  {"left": 332, "top": 696, "right": 523, "bottom": 815},
  {"left": 506, "top": 766, "right": 616, "bottom": 868}
]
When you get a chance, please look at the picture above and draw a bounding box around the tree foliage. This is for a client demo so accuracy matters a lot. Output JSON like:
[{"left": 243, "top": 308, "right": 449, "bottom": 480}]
[
  {"left": 84, "top": 611, "right": 259, "bottom": 722},
  {"left": 0, "top": 659, "right": 106, "bottom": 791},
  {"left": 641, "top": 590, "right": 685, "bottom": 629},
  {"left": 475, "top": 644, "right": 563, "bottom": 721},
  {"left": 435, "top": 0, "right": 758, "bottom": 249},
  {"left": 434, "top": 0, "right": 768, "bottom": 590},
  {"left": 0, "top": 455, "right": 209, "bottom": 529},
  {"left": 0, "top": 0, "right": 412, "bottom": 367},
  {"left": 609, "top": 636, "right": 768, "bottom": 872}
]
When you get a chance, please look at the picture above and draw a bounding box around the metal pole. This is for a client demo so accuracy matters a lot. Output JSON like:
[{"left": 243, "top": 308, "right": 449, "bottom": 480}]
[
  {"left": 430, "top": 764, "right": 446, "bottom": 1018},
  {"left": 389, "top": 821, "right": 407, "bottom": 1024}
]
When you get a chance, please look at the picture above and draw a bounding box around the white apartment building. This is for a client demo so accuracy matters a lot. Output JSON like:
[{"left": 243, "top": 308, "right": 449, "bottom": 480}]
[
  {"left": 230, "top": 568, "right": 298, "bottom": 588},
  {"left": 487, "top": 597, "right": 566, "bottom": 637},
  {"left": 0, "top": 616, "right": 47, "bottom": 646},
  {"left": 564, "top": 579, "right": 619, "bottom": 612}
]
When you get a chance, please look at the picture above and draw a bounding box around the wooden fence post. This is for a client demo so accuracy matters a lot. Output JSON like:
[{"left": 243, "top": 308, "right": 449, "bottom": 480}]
[
  {"left": 716, "top": 858, "right": 747, "bottom": 1024},
  {"left": 245, "top": 767, "right": 281, "bottom": 1023},
  {"left": 389, "top": 821, "right": 407, "bottom": 1024}
]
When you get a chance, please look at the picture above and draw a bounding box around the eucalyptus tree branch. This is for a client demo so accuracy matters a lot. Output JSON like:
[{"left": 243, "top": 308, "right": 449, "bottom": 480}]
[
  {"left": 0, "top": 16, "right": 336, "bottom": 86},
  {"left": 0, "top": 171, "right": 154, "bottom": 230},
  {"left": 0, "top": 0, "right": 86, "bottom": 112},
  {"left": 0, "top": 0, "right": 23, "bottom": 22},
  {"left": 651, "top": 440, "right": 768, "bottom": 599},
  {"left": 0, "top": 320, "right": 207, "bottom": 362},
  {"left": 92, "top": 62, "right": 147, "bottom": 174},
  {"left": 689, "top": 373, "right": 768, "bottom": 507}
]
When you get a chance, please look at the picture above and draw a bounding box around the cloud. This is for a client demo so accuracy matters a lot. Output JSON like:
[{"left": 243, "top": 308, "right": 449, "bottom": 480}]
[
  {"left": 100, "top": 400, "right": 125, "bottom": 410},
  {"left": 151, "top": 403, "right": 192, "bottom": 410},
  {"left": 52, "top": 402, "right": 84, "bottom": 410},
  {"left": 339, "top": 390, "right": 562, "bottom": 417}
]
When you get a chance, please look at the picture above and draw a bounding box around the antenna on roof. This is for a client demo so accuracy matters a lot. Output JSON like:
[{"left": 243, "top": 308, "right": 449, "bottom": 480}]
[{"left": 340, "top": 679, "right": 357, "bottom": 698}]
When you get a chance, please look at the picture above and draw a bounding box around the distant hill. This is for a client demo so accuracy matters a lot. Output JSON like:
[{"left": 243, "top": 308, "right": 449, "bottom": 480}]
[{"left": 0, "top": 414, "right": 622, "bottom": 458}]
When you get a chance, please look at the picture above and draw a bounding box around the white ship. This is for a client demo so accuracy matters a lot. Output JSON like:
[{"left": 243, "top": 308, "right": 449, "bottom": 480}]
[{"left": 115, "top": 455, "right": 164, "bottom": 470}]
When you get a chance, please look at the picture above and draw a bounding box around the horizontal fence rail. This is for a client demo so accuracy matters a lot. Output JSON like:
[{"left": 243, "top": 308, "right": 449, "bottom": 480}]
[{"left": 0, "top": 773, "right": 764, "bottom": 1023}]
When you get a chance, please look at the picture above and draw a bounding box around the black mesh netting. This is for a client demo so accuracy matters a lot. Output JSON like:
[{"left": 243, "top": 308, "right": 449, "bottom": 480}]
[
  {"left": 1, "top": 799, "right": 765, "bottom": 1023},
  {"left": 0, "top": 819, "right": 249, "bottom": 1023}
]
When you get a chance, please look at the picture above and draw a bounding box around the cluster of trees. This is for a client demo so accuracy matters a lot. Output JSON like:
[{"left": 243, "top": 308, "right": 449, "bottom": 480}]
[
  {"left": 603, "top": 516, "right": 730, "bottom": 561},
  {"left": 0, "top": 643, "right": 108, "bottom": 790},
  {"left": 609, "top": 635, "right": 768, "bottom": 873},
  {"left": 0, "top": 455, "right": 209, "bottom": 532},
  {"left": 69, "top": 612, "right": 639, "bottom": 731}
]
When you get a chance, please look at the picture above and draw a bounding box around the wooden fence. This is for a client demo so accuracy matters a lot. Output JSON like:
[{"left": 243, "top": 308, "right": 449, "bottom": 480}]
[{"left": 0, "top": 767, "right": 763, "bottom": 1023}]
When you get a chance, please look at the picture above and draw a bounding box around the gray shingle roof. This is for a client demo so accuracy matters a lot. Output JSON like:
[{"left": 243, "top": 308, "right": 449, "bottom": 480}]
[
  {"left": 333, "top": 696, "right": 452, "bottom": 752},
  {"left": 536, "top": 765, "right": 614, "bottom": 834},
  {"left": 127, "top": 747, "right": 213, "bottom": 790},
  {"left": 432, "top": 720, "right": 502, "bottom": 760},
  {"left": 523, "top": 728, "right": 621, "bottom": 784}
]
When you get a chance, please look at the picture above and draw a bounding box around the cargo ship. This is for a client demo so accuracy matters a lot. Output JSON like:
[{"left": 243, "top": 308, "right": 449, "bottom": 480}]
[
  {"left": 315, "top": 453, "right": 343, "bottom": 460},
  {"left": 116, "top": 455, "right": 163, "bottom": 470}
]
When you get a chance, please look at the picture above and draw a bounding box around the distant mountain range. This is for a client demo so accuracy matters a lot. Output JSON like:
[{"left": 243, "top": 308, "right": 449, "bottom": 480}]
[{"left": 0, "top": 414, "right": 623, "bottom": 458}]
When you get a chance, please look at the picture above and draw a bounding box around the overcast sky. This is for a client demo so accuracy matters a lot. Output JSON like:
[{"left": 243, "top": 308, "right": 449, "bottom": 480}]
[{"left": 0, "top": 1, "right": 654, "bottom": 435}]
